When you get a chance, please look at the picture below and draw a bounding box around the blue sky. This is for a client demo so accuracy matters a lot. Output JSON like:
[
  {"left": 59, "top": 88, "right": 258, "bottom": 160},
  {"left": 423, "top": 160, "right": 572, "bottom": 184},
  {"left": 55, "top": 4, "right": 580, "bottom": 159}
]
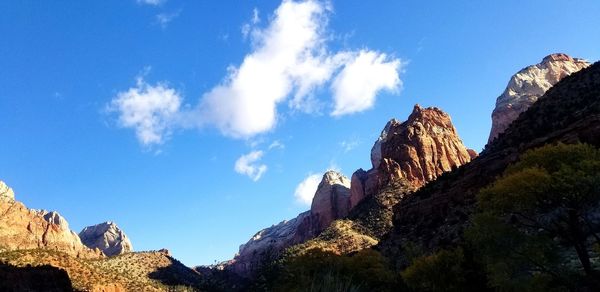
[{"left": 1, "top": 0, "right": 599, "bottom": 266}]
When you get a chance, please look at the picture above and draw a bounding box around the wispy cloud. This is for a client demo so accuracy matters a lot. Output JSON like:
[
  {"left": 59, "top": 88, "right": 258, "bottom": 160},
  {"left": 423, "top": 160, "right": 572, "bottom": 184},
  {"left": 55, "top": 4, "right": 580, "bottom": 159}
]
[
  {"left": 268, "top": 140, "right": 285, "bottom": 150},
  {"left": 234, "top": 151, "right": 268, "bottom": 181},
  {"left": 340, "top": 138, "right": 360, "bottom": 152},
  {"left": 137, "top": 0, "right": 164, "bottom": 6},
  {"left": 156, "top": 10, "right": 180, "bottom": 29}
]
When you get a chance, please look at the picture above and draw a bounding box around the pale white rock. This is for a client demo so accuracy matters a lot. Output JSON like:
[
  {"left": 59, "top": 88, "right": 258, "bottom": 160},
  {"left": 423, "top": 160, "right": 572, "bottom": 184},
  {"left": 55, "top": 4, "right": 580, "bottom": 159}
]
[
  {"left": 0, "top": 181, "right": 14, "bottom": 200},
  {"left": 370, "top": 119, "right": 399, "bottom": 169},
  {"left": 79, "top": 221, "right": 133, "bottom": 256},
  {"left": 489, "top": 53, "right": 589, "bottom": 143}
]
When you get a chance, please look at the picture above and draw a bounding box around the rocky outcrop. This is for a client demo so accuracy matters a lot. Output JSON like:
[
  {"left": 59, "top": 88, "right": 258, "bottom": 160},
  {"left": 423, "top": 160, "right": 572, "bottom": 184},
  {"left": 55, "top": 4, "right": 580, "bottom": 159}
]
[
  {"left": 79, "top": 222, "right": 133, "bottom": 257},
  {"left": 0, "top": 181, "right": 102, "bottom": 259},
  {"left": 350, "top": 105, "right": 473, "bottom": 209},
  {"left": 298, "top": 171, "right": 351, "bottom": 238},
  {"left": 229, "top": 171, "right": 350, "bottom": 277},
  {"left": 380, "top": 61, "right": 600, "bottom": 269},
  {"left": 0, "top": 181, "right": 14, "bottom": 200},
  {"left": 489, "top": 53, "right": 589, "bottom": 143}
]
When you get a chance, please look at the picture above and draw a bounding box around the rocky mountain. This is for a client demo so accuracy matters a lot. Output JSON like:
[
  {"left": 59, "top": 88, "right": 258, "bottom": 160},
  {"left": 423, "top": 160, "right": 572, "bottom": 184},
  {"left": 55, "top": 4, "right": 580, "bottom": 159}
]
[
  {"left": 0, "top": 182, "right": 102, "bottom": 259},
  {"left": 229, "top": 105, "right": 475, "bottom": 277},
  {"left": 80, "top": 221, "right": 133, "bottom": 257},
  {"left": 228, "top": 171, "right": 350, "bottom": 277},
  {"left": 288, "top": 105, "right": 473, "bottom": 257},
  {"left": 488, "top": 53, "right": 589, "bottom": 143},
  {"left": 350, "top": 105, "right": 475, "bottom": 211},
  {"left": 380, "top": 60, "right": 600, "bottom": 269}
]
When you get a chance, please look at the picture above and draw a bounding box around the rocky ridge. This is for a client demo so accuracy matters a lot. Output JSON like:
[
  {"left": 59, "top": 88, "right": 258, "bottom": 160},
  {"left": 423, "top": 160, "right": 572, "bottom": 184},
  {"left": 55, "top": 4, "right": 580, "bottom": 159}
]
[
  {"left": 0, "top": 182, "right": 102, "bottom": 259},
  {"left": 380, "top": 60, "right": 600, "bottom": 269},
  {"left": 489, "top": 53, "right": 589, "bottom": 143},
  {"left": 350, "top": 105, "right": 474, "bottom": 210},
  {"left": 229, "top": 171, "right": 351, "bottom": 277},
  {"left": 228, "top": 105, "right": 474, "bottom": 277}
]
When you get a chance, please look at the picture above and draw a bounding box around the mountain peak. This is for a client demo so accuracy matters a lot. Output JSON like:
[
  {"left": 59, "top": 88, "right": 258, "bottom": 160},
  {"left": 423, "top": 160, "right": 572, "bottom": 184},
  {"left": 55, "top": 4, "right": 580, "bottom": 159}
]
[
  {"left": 79, "top": 221, "right": 133, "bottom": 257},
  {"left": 0, "top": 181, "right": 14, "bottom": 201},
  {"left": 489, "top": 53, "right": 590, "bottom": 143}
]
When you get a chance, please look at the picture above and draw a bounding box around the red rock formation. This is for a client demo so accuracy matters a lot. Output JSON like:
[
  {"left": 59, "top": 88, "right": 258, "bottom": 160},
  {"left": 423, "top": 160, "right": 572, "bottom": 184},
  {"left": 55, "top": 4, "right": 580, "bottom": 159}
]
[
  {"left": 0, "top": 181, "right": 102, "bottom": 259},
  {"left": 350, "top": 105, "right": 473, "bottom": 209}
]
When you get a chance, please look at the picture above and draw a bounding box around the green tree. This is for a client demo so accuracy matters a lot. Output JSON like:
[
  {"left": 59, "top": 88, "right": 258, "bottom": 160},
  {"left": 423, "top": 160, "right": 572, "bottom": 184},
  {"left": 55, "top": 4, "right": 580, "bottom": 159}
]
[
  {"left": 467, "top": 143, "right": 600, "bottom": 289},
  {"left": 401, "top": 247, "right": 467, "bottom": 292}
]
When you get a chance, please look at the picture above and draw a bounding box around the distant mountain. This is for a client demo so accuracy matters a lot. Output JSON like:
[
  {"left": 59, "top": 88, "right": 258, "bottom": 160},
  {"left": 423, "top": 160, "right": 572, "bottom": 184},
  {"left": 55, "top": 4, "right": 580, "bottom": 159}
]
[
  {"left": 489, "top": 53, "right": 589, "bottom": 143},
  {"left": 80, "top": 221, "right": 133, "bottom": 257},
  {"left": 0, "top": 182, "right": 102, "bottom": 259}
]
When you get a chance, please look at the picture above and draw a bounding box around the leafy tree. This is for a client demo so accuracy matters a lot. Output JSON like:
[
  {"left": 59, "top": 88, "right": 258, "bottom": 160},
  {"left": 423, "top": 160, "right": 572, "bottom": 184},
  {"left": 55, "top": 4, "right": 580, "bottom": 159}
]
[
  {"left": 467, "top": 143, "right": 600, "bottom": 289},
  {"left": 401, "top": 247, "right": 467, "bottom": 292},
  {"left": 269, "top": 249, "right": 401, "bottom": 292}
]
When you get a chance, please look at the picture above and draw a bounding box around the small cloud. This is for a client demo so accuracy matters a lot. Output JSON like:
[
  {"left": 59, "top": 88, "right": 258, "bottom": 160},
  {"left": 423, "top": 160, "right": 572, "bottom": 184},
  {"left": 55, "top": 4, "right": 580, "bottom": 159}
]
[
  {"left": 234, "top": 150, "right": 268, "bottom": 181},
  {"left": 156, "top": 10, "right": 180, "bottom": 29},
  {"left": 137, "top": 0, "right": 164, "bottom": 6},
  {"left": 107, "top": 73, "right": 181, "bottom": 146},
  {"left": 331, "top": 50, "right": 402, "bottom": 116},
  {"left": 340, "top": 138, "right": 359, "bottom": 152},
  {"left": 268, "top": 140, "right": 285, "bottom": 150},
  {"left": 252, "top": 8, "right": 260, "bottom": 24},
  {"left": 294, "top": 173, "right": 321, "bottom": 205}
]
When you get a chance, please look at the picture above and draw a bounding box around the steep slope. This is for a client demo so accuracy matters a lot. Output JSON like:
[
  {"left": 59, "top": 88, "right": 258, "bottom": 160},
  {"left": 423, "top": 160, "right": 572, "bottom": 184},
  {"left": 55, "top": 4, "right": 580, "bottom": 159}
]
[
  {"left": 380, "top": 61, "right": 600, "bottom": 268},
  {"left": 0, "top": 182, "right": 102, "bottom": 259},
  {"left": 228, "top": 171, "right": 350, "bottom": 277},
  {"left": 489, "top": 53, "right": 589, "bottom": 143},
  {"left": 350, "top": 105, "right": 474, "bottom": 210},
  {"left": 0, "top": 249, "right": 207, "bottom": 291},
  {"left": 80, "top": 221, "right": 133, "bottom": 256},
  {"left": 0, "top": 261, "right": 73, "bottom": 292},
  {"left": 290, "top": 105, "right": 472, "bottom": 256}
]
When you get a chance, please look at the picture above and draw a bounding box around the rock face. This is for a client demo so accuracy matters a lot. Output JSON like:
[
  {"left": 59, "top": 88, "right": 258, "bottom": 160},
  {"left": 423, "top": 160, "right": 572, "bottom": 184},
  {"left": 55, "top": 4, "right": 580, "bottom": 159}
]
[
  {"left": 0, "top": 181, "right": 102, "bottom": 259},
  {"left": 79, "top": 222, "right": 133, "bottom": 256},
  {"left": 350, "top": 105, "right": 473, "bottom": 209},
  {"left": 489, "top": 53, "right": 589, "bottom": 143},
  {"left": 0, "top": 181, "right": 14, "bottom": 200},
  {"left": 380, "top": 61, "right": 600, "bottom": 269},
  {"left": 229, "top": 171, "right": 350, "bottom": 277},
  {"left": 302, "top": 171, "right": 351, "bottom": 237}
]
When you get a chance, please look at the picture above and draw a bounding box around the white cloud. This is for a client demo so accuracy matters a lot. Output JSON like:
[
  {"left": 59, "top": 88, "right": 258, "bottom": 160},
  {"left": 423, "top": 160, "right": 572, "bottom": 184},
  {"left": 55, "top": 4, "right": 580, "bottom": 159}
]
[
  {"left": 268, "top": 140, "right": 285, "bottom": 150},
  {"left": 156, "top": 11, "right": 180, "bottom": 29},
  {"left": 111, "top": 1, "right": 403, "bottom": 147},
  {"left": 340, "top": 138, "right": 359, "bottom": 152},
  {"left": 234, "top": 150, "right": 268, "bottom": 181},
  {"left": 198, "top": 0, "right": 340, "bottom": 138},
  {"left": 294, "top": 173, "right": 321, "bottom": 205},
  {"left": 137, "top": 0, "right": 164, "bottom": 6},
  {"left": 331, "top": 50, "right": 402, "bottom": 116},
  {"left": 109, "top": 77, "right": 181, "bottom": 146}
]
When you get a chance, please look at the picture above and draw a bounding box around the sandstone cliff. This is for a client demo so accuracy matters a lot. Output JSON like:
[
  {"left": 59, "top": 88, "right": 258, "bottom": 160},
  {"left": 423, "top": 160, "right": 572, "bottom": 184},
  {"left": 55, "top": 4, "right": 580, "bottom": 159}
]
[
  {"left": 350, "top": 105, "right": 474, "bottom": 210},
  {"left": 489, "top": 53, "right": 589, "bottom": 143},
  {"left": 229, "top": 171, "right": 350, "bottom": 277},
  {"left": 80, "top": 221, "right": 133, "bottom": 257},
  {"left": 380, "top": 61, "right": 600, "bottom": 269},
  {"left": 0, "top": 181, "right": 102, "bottom": 259}
]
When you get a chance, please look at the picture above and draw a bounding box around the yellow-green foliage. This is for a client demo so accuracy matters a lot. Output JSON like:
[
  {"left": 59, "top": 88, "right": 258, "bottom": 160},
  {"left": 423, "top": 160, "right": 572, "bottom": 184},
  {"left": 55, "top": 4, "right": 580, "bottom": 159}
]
[
  {"left": 401, "top": 248, "right": 466, "bottom": 292},
  {"left": 468, "top": 143, "right": 600, "bottom": 290},
  {"left": 272, "top": 249, "right": 398, "bottom": 292}
]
